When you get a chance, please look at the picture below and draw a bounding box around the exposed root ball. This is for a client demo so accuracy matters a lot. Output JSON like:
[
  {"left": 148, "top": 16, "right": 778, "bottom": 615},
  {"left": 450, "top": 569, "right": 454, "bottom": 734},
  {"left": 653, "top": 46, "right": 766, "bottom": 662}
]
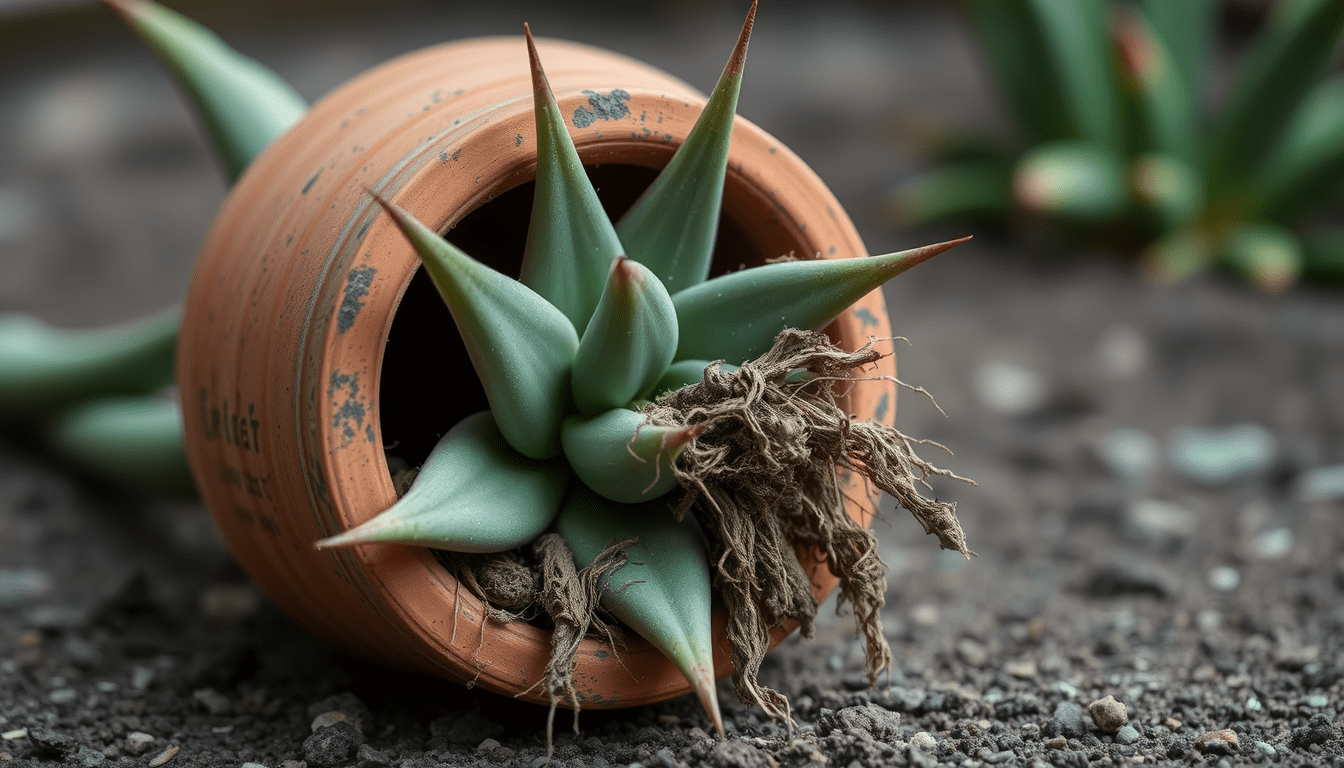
[{"left": 644, "top": 328, "right": 973, "bottom": 724}]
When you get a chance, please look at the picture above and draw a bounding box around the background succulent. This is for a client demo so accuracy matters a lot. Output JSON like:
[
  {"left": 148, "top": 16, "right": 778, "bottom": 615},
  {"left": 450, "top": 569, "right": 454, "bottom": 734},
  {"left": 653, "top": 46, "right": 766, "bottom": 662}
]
[
  {"left": 891, "top": 0, "right": 1344, "bottom": 292},
  {"left": 0, "top": 0, "right": 967, "bottom": 734}
]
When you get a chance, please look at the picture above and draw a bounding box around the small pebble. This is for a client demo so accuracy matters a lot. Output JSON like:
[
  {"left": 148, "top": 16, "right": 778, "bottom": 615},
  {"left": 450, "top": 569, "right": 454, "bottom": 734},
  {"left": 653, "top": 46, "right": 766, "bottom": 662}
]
[
  {"left": 1250, "top": 528, "right": 1294, "bottom": 560},
  {"left": 240, "top": 763, "right": 268, "bottom": 768},
  {"left": 1207, "top": 566, "right": 1240, "bottom": 592},
  {"left": 1115, "top": 725, "right": 1140, "bottom": 745},
  {"left": 193, "top": 688, "right": 232, "bottom": 715},
  {"left": 147, "top": 745, "right": 179, "bottom": 767},
  {"left": 124, "top": 733, "right": 154, "bottom": 755},
  {"left": 1004, "top": 659, "right": 1037, "bottom": 679},
  {"left": 1044, "top": 737, "right": 1067, "bottom": 750},
  {"left": 1020, "top": 723, "right": 1040, "bottom": 740},
  {"left": 955, "top": 638, "right": 988, "bottom": 667},
  {"left": 355, "top": 743, "right": 390, "bottom": 768},
  {"left": 0, "top": 568, "right": 53, "bottom": 606},
  {"left": 1050, "top": 701, "right": 1088, "bottom": 739},
  {"left": 1293, "top": 465, "right": 1344, "bottom": 502},
  {"left": 311, "top": 711, "right": 356, "bottom": 733},
  {"left": 656, "top": 714, "right": 680, "bottom": 726},
  {"left": 974, "top": 360, "right": 1048, "bottom": 416},
  {"left": 653, "top": 747, "right": 677, "bottom": 768},
  {"left": 909, "top": 603, "right": 939, "bottom": 627},
  {"left": 1088, "top": 695, "right": 1128, "bottom": 733},
  {"left": 1168, "top": 424, "right": 1276, "bottom": 485},
  {"left": 1254, "top": 741, "right": 1275, "bottom": 757},
  {"left": 1306, "top": 694, "right": 1329, "bottom": 708},
  {"left": 1095, "top": 324, "right": 1147, "bottom": 380},
  {"left": 1126, "top": 499, "right": 1197, "bottom": 543},
  {"left": 1193, "top": 729, "right": 1238, "bottom": 755},
  {"left": 1164, "top": 717, "right": 1182, "bottom": 731},
  {"left": 1, "top": 730, "right": 26, "bottom": 741},
  {"left": 48, "top": 688, "right": 77, "bottom": 704},
  {"left": 475, "top": 738, "right": 501, "bottom": 753},
  {"left": 909, "top": 732, "right": 936, "bottom": 751},
  {"left": 1097, "top": 428, "right": 1160, "bottom": 485}
]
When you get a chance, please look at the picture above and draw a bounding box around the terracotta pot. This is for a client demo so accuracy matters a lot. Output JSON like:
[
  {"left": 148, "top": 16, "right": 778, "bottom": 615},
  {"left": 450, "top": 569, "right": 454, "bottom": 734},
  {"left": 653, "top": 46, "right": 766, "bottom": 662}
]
[{"left": 176, "top": 35, "right": 897, "bottom": 709}]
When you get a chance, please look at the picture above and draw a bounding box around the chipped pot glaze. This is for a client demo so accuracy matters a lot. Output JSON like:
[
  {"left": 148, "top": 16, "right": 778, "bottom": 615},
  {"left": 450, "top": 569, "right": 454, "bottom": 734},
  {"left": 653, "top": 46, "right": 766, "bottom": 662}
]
[{"left": 176, "top": 36, "right": 896, "bottom": 708}]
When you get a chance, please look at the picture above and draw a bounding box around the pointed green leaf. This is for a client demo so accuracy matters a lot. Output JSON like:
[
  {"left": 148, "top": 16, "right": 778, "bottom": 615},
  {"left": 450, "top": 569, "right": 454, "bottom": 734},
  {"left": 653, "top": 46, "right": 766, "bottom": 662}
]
[
  {"left": 105, "top": 0, "right": 307, "bottom": 182},
  {"left": 571, "top": 257, "right": 678, "bottom": 416},
  {"left": 1255, "top": 75, "right": 1344, "bottom": 221},
  {"left": 316, "top": 411, "right": 568, "bottom": 552},
  {"left": 561, "top": 408, "right": 697, "bottom": 503},
  {"left": 1206, "top": 0, "right": 1344, "bottom": 193},
  {"left": 616, "top": 0, "right": 756, "bottom": 293},
  {"left": 1114, "top": 8, "right": 1199, "bottom": 163},
  {"left": 1216, "top": 222, "right": 1303, "bottom": 293},
  {"left": 1013, "top": 141, "right": 1128, "bottom": 221},
  {"left": 1131, "top": 153, "right": 1203, "bottom": 231},
  {"left": 888, "top": 159, "right": 1013, "bottom": 229},
  {"left": 555, "top": 485, "right": 721, "bottom": 734},
  {"left": 966, "top": 0, "right": 1074, "bottom": 144},
  {"left": 47, "top": 395, "right": 194, "bottom": 497},
  {"left": 1136, "top": 0, "right": 1215, "bottom": 105},
  {"left": 518, "top": 25, "right": 626, "bottom": 333},
  {"left": 374, "top": 195, "right": 579, "bottom": 459},
  {"left": 673, "top": 238, "right": 967, "bottom": 364},
  {"left": 1028, "top": 0, "right": 1124, "bottom": 153},
  {"left": 0, "top": 306, "right": 177, "bottom": 413}
]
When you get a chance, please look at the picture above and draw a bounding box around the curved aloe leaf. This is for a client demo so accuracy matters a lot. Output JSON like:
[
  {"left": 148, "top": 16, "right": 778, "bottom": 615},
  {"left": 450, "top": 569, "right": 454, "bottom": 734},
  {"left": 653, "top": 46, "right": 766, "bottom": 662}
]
[
  {"left": 104, "top": 0, "right": 307, "bottom": 182},
  {"left": 1206, "top": 0, "right": 1344, "bottom": 193},
  {"left": 374, "top": 195, "right": 579, "bottom": 459},
  {"left": 1114, "top": 8, "right": 1198, "bottom": 163},
  {"left": 571, "top": 257, "right": 678, "bottom": 416},
  {"left": 518, "top": 25, "right": 626, "bottom": 333},
  {"left": 1255, "top": 75, "right": 1344, "bottom": 221},
  {"left": 1136, "top": 0, "right": 1215, "bottom": 104},
  {"left": 1131, "top": 153, "right": 1203, "bottom": 231},
  {"left": 555, "top": 485, "right": 721, "bottom": 735},
  {"left": 616, "top": 0, "right": 756, "bottom": 293},
  {"left": 1029, "top": 0, "right": 1123, "bottom": 153},
  {"left": 653, "top": 359, "right": 737, "bottom": 397},
  {"left": 1013, "top": 141, "right": 1128, "bottom": 221},
  {"left": 0, "top": 306, "right": 178, "bottom": 413},
  {"left": 47, "top": 395, "right": 194, "bottom": 497},
  {"left": 673, "top": 238, "right": 967, "bottom": 364},
  {"left": 316, "top": 411, "right": 569, "bottom": 552},
  {"left": 561, "top": 408, "right": 697, "bottom": 504},
  {"left": 1216, "top": 222, "right": 1303, "bottom": 294},
  {"left": 889, "top": 159, "right": 1013, "bottom": 228},
  {"left": 966, "top": 0, "right": 1072, "bottom": 144}
]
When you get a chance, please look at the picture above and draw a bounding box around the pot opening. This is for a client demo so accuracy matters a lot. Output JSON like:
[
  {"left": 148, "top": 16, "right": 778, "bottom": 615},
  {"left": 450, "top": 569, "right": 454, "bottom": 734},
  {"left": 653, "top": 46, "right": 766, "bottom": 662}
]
[{"left": 379, "top": 162, "right": 760, "bottom": 469}]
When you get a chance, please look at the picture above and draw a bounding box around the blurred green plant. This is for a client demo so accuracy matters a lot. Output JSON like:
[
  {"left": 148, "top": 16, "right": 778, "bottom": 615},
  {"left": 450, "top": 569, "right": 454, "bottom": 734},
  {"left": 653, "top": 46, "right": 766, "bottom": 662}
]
[
  {"left": 890, "top": 0, "right": 1344, "bottom": 291},
  {"left": 0, "top": 0, "right": 972, "bottom": 734}
]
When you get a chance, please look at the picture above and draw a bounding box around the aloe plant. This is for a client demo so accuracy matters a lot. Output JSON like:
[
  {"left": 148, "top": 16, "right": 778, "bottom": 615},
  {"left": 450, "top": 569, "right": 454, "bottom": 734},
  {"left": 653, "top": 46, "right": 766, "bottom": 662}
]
[
  {"left": 4, "top": 0, "right": 971, "bottom": 732},
  {"left": 892, "top": 0, "right": 1344, "bottom": 291}
]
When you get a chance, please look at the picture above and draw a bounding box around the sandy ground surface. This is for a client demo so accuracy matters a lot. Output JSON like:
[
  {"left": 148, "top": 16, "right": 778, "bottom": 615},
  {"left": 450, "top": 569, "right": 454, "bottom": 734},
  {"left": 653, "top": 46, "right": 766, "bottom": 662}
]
[{"left": 2, "top": 2, "right": 1342, "bottom": 766}]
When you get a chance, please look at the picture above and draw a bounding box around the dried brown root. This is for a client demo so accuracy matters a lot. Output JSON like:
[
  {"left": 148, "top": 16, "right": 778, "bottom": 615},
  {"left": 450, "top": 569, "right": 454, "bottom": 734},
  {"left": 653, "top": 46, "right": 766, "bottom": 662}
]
[
  {"left": 441, "top": 550, "right": 539, "bottom": 624},
  {"left": 643, "top": 328, "right": 973, "bottom": 725},
  {"left": 528, "top": 533, "right": 632, "bottom": 759}
]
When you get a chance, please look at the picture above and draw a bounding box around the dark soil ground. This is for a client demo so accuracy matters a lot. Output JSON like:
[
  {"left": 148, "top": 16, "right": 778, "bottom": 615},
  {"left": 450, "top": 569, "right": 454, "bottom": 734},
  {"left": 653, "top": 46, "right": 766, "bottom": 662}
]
[{"left": 2, "top": 2, "right": 1342, "bottom": 767}]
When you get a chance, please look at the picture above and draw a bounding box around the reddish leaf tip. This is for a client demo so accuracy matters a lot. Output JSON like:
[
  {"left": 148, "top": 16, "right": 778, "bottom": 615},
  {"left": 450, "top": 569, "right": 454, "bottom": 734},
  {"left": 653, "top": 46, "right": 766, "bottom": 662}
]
[
  {"left": 724, "top": 0, "right": 758, "bottom": 80},
  {"left": 524, "top": 22, "right": 557, "bottom": 111}
]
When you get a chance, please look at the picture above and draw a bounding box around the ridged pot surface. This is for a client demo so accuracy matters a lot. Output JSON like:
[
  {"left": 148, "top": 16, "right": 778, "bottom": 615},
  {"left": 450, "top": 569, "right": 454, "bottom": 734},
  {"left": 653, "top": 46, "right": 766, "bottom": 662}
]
[{"left": 176, "top": 36, "right": 897, "bottom": 708}]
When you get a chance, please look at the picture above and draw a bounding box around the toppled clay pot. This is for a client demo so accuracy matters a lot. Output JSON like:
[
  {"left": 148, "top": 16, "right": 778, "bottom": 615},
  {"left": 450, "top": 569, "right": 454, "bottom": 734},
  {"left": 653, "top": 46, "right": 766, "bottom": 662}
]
[{"left": 176, "top": 35, "right": 896, "bottom": 709}]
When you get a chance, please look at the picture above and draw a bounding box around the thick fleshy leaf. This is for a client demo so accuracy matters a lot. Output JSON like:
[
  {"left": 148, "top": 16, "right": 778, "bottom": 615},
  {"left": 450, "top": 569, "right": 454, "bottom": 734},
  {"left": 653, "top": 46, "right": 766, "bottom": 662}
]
[
  {"left": 1028, "top": 0, "right": 1123, "bottom": 153},
  {"left": 1216, "top": 223, "right": 1303, "bottom": 294},
  {"left": 616, "top": 0, "right": 756, "bottom": 293},
  {"left": 104, "top": 0, "right": 307, "bottom": 182},
  {"left": 1139, "top": 228, "right": 1213, "bottom": 285},
  {"left": 517, "top": 25, "right": 626, "bottom": 333},
  {"left": 316, "top": 411, "right": 569, "bottom": 552},
  {"left": 1013, "top": 141, "right": 1128, "bottom": 221},
  {"left": 966, "top": 0, "right": 1073, "bottom": 144},
  {"left": 555, "top": 485, "right": 721, "bottom": 735},
  {"left": 1114, "top": 8, "right": 1198, "bottom": 163},
  {"left": 1136, "top": 0, "right": 1215, "bottom": 105},
  {"left": 1131, "top": 153, "right": 1203, "bottom": 231},
  {"left": 1255, "top": 75, "right": 1344, "bottom": 221},
  {"left": 561, "top": 408, "right": 697, "bottom": 503},
  {"left": 571, "top": 257, "right": 678, "bottom": 415},
  {"left": 374, "top": 195, "right": 579, "bottom": 459},
  {"left": 47, "top": 395, "right": 194, "bottom": 497},
  {"left": 673, "top": 238, "right": 967, "bottom": 364},
  {"left": 888, "top": 159, "right": 1013, "bottom": 228},
  {"left": 0, "top": 306, "right": 177, "bottom": 413},
  {"left": 1206, "top": 0, "right": 1344, "bottom": 193}
]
